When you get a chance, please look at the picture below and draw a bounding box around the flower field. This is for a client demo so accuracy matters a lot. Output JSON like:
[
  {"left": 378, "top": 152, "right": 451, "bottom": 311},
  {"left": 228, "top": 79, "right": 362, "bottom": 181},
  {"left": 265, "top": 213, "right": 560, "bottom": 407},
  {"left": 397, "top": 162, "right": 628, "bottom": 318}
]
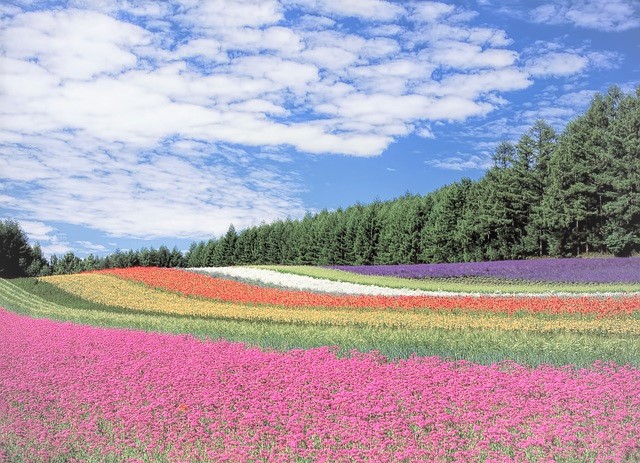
[
  {"left": 261, "top": 264, "right": 640, "bottom": 294},
  {"left": 1, "top": 259, "right": 640, "bottom": 462},
  {"left": 2, "top": 309, "right": 640, "bottom": 463},
  {"left": 329, "top": 257, "right": 640, "bottom": 283},
  {"left": 87, "top": 267, "right": 640, "bottom": 316}
]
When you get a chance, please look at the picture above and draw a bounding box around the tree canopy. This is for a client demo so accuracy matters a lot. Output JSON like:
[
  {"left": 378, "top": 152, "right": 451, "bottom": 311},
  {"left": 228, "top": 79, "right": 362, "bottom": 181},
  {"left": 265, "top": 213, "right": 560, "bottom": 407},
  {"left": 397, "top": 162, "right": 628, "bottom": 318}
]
[{"left": 2, "top": 85, "right": 638, "bottom": 275}]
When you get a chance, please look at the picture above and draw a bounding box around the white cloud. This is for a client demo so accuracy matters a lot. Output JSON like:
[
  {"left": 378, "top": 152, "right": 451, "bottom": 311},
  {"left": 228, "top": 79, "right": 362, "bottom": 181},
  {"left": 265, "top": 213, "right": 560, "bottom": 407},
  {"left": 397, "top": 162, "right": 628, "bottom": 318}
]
[
  {"left": 531, "top": 0, "right": 640, "bottom": 31},
  {"left": 427, "top": 40, "right": 518, "bottom": 69},
  {"left": 423, "top": 96, "right": 494, "bottom": 121},
  {"left": 296, "top": 14, "right": 336, "bottom": 30},
  {"left": 526, "top": 52, "right": 589, "bottom": 77},
  {"left": 431, "top": 68, "right": 532, "bottom": 99},
  {"left": 289, "top": 0, "right": 404, "bottom": 21},
  {"left": 410, "top": 1, "right": 455, "bottom": 23},
  {"left": 1, "top": 0, "right": 552, "bottom": 240},
  {"left": 76, "top": 241, "right": 107, "bottom": 252},
  {"left": 348, "top": 59, "right": 432, "bottom": 95},
  {"left": 365, "top": 24, "right": 404, "bottom": 36},
  {"left": 15, "top": 220, "right": 56, "bottom": 243},
  {"left": 426, "top": 153, "right": 493, "bottom": 171},
  {"left": 173, "top": 38, "right": 227, "bottom": 62},
  {"left": 524, "top": 47, "right": 619, "bottom": 78},
  {"left": 1, "top": 139, "right": 307, "bottom": 239},
  {"left": 301, "top": 46, "right": 359, "bottom": 71},
  {"left": 416, "top": 125, "right": 435, "bottom": 139},
  {"left": 230, "top": 55, "right": 319, "bottom": 93},
  {"left": 41, "top": 242, "right": 75, "bottom": 257},
  {"left": 180, "top": 0, "right": 283, "bottom": 30},
  {"left": 410, "top": 22, "right": 512, "bottom": 47},
  {"left": 1, "top": 9, "right": 148, "bottom": 80},
  {"left": 586, "top": 51, "right": 621, "bottom": 70}
]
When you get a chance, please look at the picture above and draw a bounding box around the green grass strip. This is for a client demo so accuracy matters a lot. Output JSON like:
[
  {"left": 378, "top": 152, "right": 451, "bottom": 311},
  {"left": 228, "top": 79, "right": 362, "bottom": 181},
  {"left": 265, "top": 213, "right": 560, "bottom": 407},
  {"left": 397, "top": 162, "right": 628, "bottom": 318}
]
[
  {"left": 2, "top": 278, "right": 639, "bottom": 367},
  {"left": 260, "top": 265, "right": 640, "bottom": 294}
]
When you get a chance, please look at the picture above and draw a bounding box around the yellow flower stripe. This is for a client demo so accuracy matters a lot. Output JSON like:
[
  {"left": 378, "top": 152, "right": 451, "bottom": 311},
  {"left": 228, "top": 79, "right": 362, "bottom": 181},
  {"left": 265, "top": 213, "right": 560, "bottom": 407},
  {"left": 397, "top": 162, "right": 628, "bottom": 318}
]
[{"left": 43, "top": 273, "right": 640, "bottom": 335}]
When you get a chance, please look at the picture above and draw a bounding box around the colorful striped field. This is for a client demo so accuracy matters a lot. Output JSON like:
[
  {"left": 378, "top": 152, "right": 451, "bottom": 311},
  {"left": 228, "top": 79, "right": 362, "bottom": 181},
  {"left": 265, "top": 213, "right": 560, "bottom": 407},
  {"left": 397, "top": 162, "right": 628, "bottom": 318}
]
[{"left": 1, "top": 261, "right": 640, "bottom": 462}]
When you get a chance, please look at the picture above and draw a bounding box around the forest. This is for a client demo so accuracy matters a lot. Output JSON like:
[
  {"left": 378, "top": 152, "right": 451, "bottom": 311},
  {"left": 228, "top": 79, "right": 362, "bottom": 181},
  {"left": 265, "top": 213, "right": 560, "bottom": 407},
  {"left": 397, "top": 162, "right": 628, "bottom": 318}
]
[{"left": 1, "top": 85, "right": 639, "bottom": 278}]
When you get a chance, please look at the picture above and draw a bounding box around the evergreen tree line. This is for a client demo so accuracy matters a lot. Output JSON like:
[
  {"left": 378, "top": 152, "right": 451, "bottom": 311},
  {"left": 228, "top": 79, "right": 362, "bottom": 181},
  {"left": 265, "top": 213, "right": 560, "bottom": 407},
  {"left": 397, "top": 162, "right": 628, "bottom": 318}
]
[
  {"left": 186, "top": 86, "right": 640, "bottom": 266},
  {"left": 0, "top": 221, "right": 187, "bottom": 278},
  {"left": 1, "top": 86, "right": 638, "bottom": 278}
]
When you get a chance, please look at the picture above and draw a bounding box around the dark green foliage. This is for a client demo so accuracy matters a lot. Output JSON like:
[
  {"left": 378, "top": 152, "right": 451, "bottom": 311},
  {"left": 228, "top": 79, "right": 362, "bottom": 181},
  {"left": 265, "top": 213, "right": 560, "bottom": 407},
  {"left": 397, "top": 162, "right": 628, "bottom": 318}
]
[
  {"left": 541, "top": 86, "right": 639, "bottom": 257},
  {"left": 26, "top": 243, "right": 51, "bottom": 277},
  {"left": 377, "top": 194, "right": 426, "bottom": 264},
  {"left": 0, "top": 220, "right": 51, "bottom": 278},
  {"left": 193, "top": 85, "right": 638, "bottom": 266},
  {"left": 53, "top": 252, "right": 83, "bottom": 275}
]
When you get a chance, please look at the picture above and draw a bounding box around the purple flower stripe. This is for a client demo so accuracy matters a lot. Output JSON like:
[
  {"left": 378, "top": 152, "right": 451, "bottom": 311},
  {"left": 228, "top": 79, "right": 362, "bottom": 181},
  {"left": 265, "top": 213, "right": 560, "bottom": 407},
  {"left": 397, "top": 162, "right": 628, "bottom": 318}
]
[
  {"left": 2, "top": 308, "right": 639, "bottom": 462},
  {"left": 331, "top": 257, "right": 640, "bottom": 283}
]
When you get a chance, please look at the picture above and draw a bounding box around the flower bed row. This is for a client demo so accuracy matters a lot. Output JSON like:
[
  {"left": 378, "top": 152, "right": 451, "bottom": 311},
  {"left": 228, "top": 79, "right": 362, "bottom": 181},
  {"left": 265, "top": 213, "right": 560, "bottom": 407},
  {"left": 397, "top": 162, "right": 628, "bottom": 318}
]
[
  {"left": 193, "top": 266, "right": 431, "bottom": 296},
  {"left": 34, "top": 273, "right": 640, "bottom": 335},
  {"left": 94, "top": 267, "right": 640, "bottom": 316},
  {"left": 2, "top": 308, "right": 639, "bottom": 463},
  {"left": 330, "top": 257, "right": 640, "bottom": 283},
  {"left": 6, "top": 277, "right": 638, "bottom": 366}
]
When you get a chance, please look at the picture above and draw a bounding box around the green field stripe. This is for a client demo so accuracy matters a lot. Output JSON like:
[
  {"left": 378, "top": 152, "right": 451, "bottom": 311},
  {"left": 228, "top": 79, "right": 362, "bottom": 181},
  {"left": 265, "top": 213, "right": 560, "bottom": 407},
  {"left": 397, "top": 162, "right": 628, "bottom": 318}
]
[
  {"left": 12, "top": 277, "right": 150, "bottom": 314},
  {"left": 0, "top": 279, "right": 67, "bottom": 314},
  {"left": 1, "top": 277, "right": 639, "bottom": 367},
  {"left": 259, "top": 265, "right": 640, "bottom": 294}
]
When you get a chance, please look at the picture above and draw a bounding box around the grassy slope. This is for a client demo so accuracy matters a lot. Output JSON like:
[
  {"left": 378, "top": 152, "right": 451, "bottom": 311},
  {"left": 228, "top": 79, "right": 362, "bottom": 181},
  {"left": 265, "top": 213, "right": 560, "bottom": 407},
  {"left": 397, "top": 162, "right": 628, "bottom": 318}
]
[
  {"left": 1, "top": 277, "right": 639, "bottom": 367},
  {"left": 260, "top": 265, "right": 640, "bottom": 293}
]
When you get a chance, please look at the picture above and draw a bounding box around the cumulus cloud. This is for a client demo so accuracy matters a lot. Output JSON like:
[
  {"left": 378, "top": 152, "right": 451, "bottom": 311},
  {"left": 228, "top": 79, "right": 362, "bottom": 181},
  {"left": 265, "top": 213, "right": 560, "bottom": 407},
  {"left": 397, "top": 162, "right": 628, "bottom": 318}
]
[
  {"left": 410, "top": 2, "right": 455, "bottom": 23},
  {"left": 526, "top": 52, "right": 590, "bottom": 77},
  {"left": 520, "top": 39, "right": 621, "bottom": 79},
  {"left": 1, "top": 9, "right": 149, "bottom": 80},
  {"left": 0, "top": 0, "right": 580, "bottom": 241},
  {"left": 530, "top": 0, "right": 640, "bottom": 32},
  {"left": 288, "top": 0, "right": 404, "bottom": 21},
  {"left": 16, "top": 220, "right": 57, "bottom": 243}
]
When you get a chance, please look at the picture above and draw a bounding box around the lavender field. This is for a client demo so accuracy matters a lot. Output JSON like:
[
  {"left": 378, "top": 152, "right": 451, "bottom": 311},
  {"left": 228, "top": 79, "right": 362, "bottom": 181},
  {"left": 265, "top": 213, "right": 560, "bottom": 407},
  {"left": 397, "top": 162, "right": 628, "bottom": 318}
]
[{"left": 331, "top": 257, "right": 640, "bottom": 283}]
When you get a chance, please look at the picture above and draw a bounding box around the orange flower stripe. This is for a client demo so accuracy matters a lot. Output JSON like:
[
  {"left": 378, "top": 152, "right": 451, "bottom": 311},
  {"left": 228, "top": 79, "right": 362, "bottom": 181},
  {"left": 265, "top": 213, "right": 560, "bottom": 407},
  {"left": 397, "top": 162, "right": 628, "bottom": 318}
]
[
  {"left": 40, "top": 273, "right": 640, "bottom": 334},
  {"left": 97, "top": 267, "right": 640, "bottom": 316}
]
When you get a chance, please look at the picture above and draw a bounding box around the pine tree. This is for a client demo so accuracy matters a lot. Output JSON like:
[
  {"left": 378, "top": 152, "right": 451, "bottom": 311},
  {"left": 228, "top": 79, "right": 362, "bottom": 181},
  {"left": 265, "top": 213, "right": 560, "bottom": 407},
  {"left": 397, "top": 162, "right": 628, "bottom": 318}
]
[
  {"left": 26, "top": 243, "right": 51, "bottom": 276},
  {"left": 601, "top": 87, "right": 640, "bottom": 255},
  {"left": 219, "top": 224, "right": 238, "bottom": 265},
  {"left": 543, "top": 88, "right": 622, "bottom": 255},
  {"left": 0, "top": 219, "right": 34, "bottom": 278},
  {"left": 353, "top": 200, "right": 380, "bottom": 265}
]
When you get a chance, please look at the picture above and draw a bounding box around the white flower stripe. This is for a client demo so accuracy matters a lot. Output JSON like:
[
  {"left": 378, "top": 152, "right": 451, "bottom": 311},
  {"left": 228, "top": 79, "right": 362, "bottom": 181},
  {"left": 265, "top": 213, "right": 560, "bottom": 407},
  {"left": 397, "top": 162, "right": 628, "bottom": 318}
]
[
  {"left": 190, "top": 267, "right": 432, "bottom": 296},
  {"left": 188, "top": 267, "right": 639, "bottom": 298}
]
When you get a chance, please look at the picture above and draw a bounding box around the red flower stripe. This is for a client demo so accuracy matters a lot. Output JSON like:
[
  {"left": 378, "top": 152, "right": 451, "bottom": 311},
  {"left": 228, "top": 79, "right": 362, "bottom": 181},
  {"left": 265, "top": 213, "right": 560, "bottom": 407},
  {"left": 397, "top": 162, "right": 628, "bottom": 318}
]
[{"left": 97, "top": 267, "right": 640, "bottom": 316}]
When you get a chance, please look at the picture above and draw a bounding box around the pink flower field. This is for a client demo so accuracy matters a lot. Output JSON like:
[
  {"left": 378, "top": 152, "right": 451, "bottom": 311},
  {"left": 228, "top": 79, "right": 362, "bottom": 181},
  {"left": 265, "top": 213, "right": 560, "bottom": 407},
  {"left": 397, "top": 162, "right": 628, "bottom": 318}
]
[{"left": 1, "top": 308, "right": 639, "bottom": 463}]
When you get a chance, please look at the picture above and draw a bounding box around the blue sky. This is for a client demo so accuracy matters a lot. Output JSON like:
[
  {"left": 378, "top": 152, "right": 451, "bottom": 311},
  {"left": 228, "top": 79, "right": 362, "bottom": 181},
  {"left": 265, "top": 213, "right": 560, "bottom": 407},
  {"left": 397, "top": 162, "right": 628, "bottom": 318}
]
[{"left": 1, "top": 0, "right": 639, "bottom": 257}]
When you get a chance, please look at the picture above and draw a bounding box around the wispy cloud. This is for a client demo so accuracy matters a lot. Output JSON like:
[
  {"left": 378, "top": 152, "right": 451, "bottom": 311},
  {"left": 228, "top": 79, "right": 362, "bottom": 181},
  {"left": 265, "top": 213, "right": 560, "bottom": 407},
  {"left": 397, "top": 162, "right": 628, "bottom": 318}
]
[
  {"left": 0, "top": 0, "right": 537, "bottom": 240},
  {"left": 530, "top": 0, "right": 640, "bottom": 32},
  {"left": 2, "top": 0, "right": 627, "bottom": 243},
  {"left": 458, "top": 86, "right": 602, "bottom": 159},
  {"left": 425, "top": 153, "right": 493, "bottom": 171},
  {"left": 520, "top": 40, "right": 621, "bottom": 78}
]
